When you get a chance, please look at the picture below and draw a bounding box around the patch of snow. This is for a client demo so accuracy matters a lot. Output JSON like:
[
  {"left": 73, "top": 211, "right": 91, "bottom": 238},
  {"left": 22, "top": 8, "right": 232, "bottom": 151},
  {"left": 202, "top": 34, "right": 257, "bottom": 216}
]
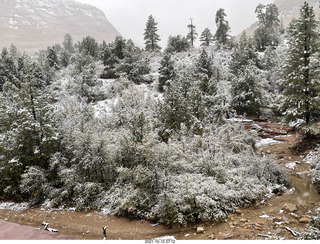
[
  {"left": 259, "top": 214, "right": 270, "bottom": 219},
  {"left": 227, "top": 118, "right": 253, "bottom": 123},
  {"left": 284, "top": 188, "right": 295, "bottom": 195},
  {"left": 275, "top": 135, "right": 291, "bottom": 138},
  {"left": 285, "top": 162, "right": 297, "bottom": 170},
  {"left": 265, "top": 188, "right": 274, "bottom": 198},
  {"left": 303, "top": 150, "right": 319, "bottom": 164},
  {"left": 256, "top": 138, "right": 281, "bottom": 147},
  {"left": 290, "top": 212, "right": 299, "bottom": 218},
  {"left": 275, "top": 222, "right": 284, "bottom": 225},
  {"left": 0, "top": 202, "right": 29, "bottom": 211}
]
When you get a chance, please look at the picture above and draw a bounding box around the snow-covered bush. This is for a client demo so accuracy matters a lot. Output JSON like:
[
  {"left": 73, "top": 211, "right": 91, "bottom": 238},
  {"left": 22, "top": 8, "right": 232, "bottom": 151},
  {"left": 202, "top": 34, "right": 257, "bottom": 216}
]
[
  {"left": 100, "top": 122, "right": 288, "bottom": 225},
  {"left": 301, "top": 208, "right": 320, "bottom": 240},
  {"left": 309, "top": 157, "right": 320, "bottom": 193},
  {"left": 20, "top": 166, "right": 48, "bottom": 204}
]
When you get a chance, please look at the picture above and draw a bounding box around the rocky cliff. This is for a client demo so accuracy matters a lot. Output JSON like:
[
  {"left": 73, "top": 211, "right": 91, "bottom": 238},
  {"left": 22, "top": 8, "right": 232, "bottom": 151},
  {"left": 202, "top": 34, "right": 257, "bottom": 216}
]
[{"left": 0, "top": 0, "right": 121, "bottom": 54}]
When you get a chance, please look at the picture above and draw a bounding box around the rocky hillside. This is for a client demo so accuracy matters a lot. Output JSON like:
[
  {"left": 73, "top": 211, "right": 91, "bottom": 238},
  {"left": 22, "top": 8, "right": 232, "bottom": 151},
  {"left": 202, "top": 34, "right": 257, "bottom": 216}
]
[
  {"left": 0, "top": 0, "right": 121, "bottom": 54},
  {"left": 241, "top": 0, "right": 319, "bottom": 37}
]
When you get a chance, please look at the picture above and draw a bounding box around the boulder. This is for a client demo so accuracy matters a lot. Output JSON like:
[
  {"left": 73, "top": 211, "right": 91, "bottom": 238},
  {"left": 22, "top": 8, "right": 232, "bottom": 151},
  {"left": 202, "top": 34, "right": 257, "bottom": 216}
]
[
  {"left": 274, "top": 216, "right": 283, "bottom": 222},
  {"left": 283, "top": 203, "right": 297, "bottom": 212},
  {"left": 299, "top": 216, "right": 310, "bottom": 224},
  {"left": 197, "top": 227, "right": 205, "bottom": 234},
  {"left": 251, "top": 124, "right": 263, "bottom": 132}
]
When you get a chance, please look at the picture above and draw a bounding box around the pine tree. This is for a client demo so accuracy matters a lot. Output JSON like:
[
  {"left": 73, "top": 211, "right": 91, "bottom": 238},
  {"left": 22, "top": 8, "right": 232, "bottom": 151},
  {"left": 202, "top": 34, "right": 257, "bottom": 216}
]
[
  {"left": 187, "top": 19, "right": 198, "bottom": 47},
  {"left": 230, "top": 65, "right": 263, "bottom": 115},
  {"left": 282, "top": 2, "right": 320, "bottom": 136},
  {"left": 214, "top": 8, "right": 230, "bottom": 46},
  {"left": 165, "top": 35, "right": 190, "bottom": 53},
  {"left": 144, "top": 15, "right": 161, "bottom": 52},
  {"left": 229, "top": 32, "right": 260, "bottom": 76},
  {"left": 78, "top": 36, "right": 99, "bottom": 58},
  {"left": 195, "top": 49, "right": 215, "bottom": 94},
  {"left": 113, "top": 36, "right": 126, "bottom": 60},
  {"left": 200, "top": 28, "right": 214, "bottom": 47},
  {"left": 158, "top": 52, "right": 175, "bottom": 92},
  {"left": 63, "top": 33, "right": 75, "bottom": 53},
  {"left": 254, "top": 3, "right": 280, "bottom": 51},
  {"left": 0, "top": 64, "right": 60, "bottom": 197}
]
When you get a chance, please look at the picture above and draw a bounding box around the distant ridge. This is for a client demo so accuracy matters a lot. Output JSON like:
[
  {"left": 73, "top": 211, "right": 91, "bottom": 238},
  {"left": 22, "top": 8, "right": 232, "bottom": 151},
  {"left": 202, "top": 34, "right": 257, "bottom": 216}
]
[{"left": 0, "top": 0, "right": 121, "bottom": 54}]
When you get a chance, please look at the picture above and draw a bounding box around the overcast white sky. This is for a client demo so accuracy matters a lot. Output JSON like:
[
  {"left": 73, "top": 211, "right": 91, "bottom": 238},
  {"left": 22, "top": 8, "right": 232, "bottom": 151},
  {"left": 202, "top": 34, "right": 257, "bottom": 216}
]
[{"left": 76, "top": 0, "right": 273, "bottom": 47}]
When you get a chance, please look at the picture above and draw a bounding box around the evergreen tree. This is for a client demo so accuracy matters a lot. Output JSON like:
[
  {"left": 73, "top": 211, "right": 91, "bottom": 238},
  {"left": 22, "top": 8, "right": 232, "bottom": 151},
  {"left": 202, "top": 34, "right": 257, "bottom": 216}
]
[
  {"left": 282, "top": 2, "right": 320, "bottom": 136},
  {"left": 78, "top": 36, "right": 99, "bottom": 58},
  {"left": 113, "top": 36, "right": 126, "bottom": 60},
  {"left": 254, "top": 3, "right": 280, "bottom": 51},
  {"left": 187, "top": 19, "right": 198, "bottom": 47},
  {"left": 229, "top": 32, "right": 260, "bottom": 75},
  {"left": 165, "top": 35, "right": 190, "bottom": 53},
  {"left": 0, "top": 65, "right": 60, "bottom": 198},
  {"left": 115, "top": 40, "right": 151, "bottom": 84},
  {"left": 46, "top": 47, "right": 59, "bottom": 70},
  {"left": 214, "top": 8, "right": 230, "bottom": 46},
  {"left": 144, "top": 15, "right": 161, "bottom": 52},
  {"left": 200, "top": 28, "right": 214, "bottom": 47},
  {"left": 265, "top": 3, "right": 280, "bottom": 29},
  {"left": 195, "top": 49, "right": 215, "bottom": 94},
  {"left": 230, "top": 65, "right": 263, "bottom": 115},
  {"left": 63, "top": 33, "right": 75, "bottom": 53},
  {"left": 158, "top": 52, "right": 175, "bottom": 92}
]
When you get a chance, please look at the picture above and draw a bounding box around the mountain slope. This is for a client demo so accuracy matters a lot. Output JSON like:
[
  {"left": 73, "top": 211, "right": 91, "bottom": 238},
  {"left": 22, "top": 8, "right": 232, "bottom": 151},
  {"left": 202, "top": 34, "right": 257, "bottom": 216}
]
[
  {"left": 0, "top": 0, "right": 121, "bottom": 54},
  {"left": 240, "top": 0, "right": 319, "bottom": 38}
]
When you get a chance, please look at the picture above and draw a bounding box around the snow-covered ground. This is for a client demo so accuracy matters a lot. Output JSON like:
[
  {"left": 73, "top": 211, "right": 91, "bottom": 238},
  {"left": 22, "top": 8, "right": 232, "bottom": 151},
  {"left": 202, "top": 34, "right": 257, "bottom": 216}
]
[
  {"left": 0, "top": 202, "right": 29, "bottom": 211},
  {"left": 256, "top": 138, "right": 282, "bottom": 147}
]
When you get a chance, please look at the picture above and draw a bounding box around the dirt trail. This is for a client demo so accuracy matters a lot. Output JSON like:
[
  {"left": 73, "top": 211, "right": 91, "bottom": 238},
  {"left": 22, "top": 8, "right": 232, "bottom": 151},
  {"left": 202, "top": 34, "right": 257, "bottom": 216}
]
[{"left": 0, "top": 120, "right": 319, "bottom": 240}]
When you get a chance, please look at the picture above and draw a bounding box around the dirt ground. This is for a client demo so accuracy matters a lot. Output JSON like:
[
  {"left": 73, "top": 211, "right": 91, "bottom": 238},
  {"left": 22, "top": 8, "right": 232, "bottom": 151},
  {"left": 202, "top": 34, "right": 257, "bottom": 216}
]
[{"left": 0, "top": 120, "right": 320, "bottom": 240}]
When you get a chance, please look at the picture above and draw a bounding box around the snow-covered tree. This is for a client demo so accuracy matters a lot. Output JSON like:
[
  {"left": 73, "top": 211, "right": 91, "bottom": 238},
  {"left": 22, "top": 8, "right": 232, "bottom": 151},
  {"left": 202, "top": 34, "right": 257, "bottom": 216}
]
[
  {"left": 165, "top": 35, "right": 190, "bottom": 53},
  {"left": 229, "top": 32, "right": 260, "bottom": 76},
  {"left": 78, "top": 36, "right": 99, "bottom": 58},
  {"left": 158, "top": 52, "right": 176, "bottom": 92},
  {"left": 281, "top": 2, "right": 320, "bottom": 137},
  {"left": 231, "top": 65, "right": 264, "bottom": 115},
  {"left": 214, "top": 8, "right": 230, "bottom": 46},
  {"left": 63, "top": 33, "right": 75, "bottom": 53},
  {"left": 144, "top": 15, "right": 161, "bottom": 52},
  {"left": 254, "top": 3, "right": 280, "bottom": 51},
  {"left": 187, "top": 19, "right": 198, "bottom": 47},
  {"left": 0, "top": 63, "right": 60, "bottom": 198},
  {"left": 200, "top": 28, "right": 214, "bottom": 47}
]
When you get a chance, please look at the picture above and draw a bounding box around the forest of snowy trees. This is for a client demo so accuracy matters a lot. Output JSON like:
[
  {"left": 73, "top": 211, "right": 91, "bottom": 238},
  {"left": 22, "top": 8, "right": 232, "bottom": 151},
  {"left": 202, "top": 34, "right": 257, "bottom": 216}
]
[{"left": 1, "top": 2, "right": 320, "bottom": 234}]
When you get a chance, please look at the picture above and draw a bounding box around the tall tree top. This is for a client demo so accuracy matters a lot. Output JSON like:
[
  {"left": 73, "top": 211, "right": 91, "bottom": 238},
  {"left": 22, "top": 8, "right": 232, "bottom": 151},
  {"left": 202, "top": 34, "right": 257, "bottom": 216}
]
[
  {"left": 214, "top": 8, "right": 230, "bottom": 46},
  {"left": 144, "top": 15, "right": 161, "bottom": 52}
]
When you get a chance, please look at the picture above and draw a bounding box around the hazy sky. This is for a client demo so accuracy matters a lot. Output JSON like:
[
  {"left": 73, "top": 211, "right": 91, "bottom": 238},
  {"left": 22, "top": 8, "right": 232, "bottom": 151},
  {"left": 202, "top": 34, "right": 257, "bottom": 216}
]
[{"left": 76, "top": 0, "right": 273, "bottom": 47}]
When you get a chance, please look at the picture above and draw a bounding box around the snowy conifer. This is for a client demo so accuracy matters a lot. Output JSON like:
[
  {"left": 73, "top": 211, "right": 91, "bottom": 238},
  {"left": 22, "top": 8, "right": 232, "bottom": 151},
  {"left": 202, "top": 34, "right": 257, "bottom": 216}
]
[
  {"left": 158, "top": 52, "right": 175, "bottom": 92},
  {"left": 231, "top": 65, "right": 264, "bottom": 114},
  {"left": 200, "top": 28, "right": 214, "bottom": 47},
  {"left": 214, "top": 8, "right": 230, "bottom": 46},
  {"left": 187, "top": 19, "right": 198, "bottom": 47},
  {"left": 144, "top": 15, "right": 161, "bottom": 52},
  {"left": 282, "top": 2, "right": 320, "bottom": 136}
]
